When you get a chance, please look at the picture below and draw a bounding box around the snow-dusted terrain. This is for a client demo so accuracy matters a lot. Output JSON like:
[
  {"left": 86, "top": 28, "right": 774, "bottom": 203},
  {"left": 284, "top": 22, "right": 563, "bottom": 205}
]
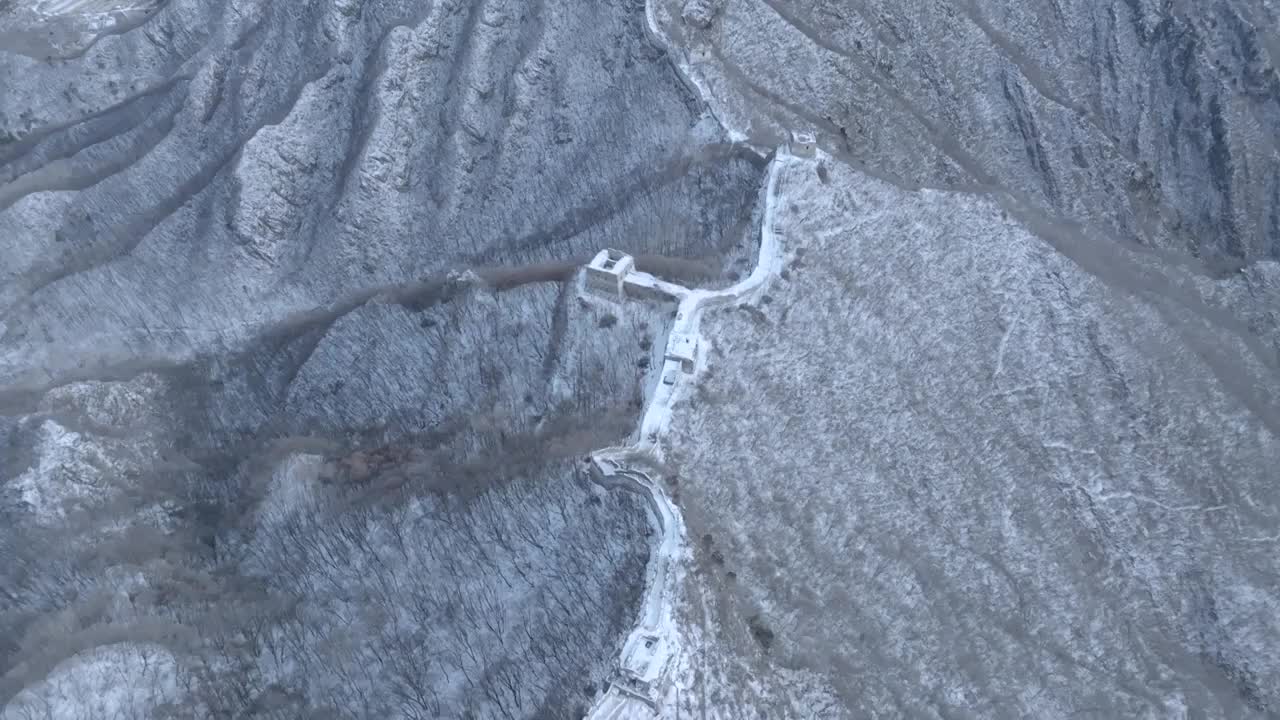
[
  {"left": 665, "top": 152, "right": 1280, "bottom": 717},
  {"left": 650, "top": 0, "right": 1280, "bottom": 266},
  {"left": 581, "top": 149, "right": 797, "bottom": 720},
  {"left": 0, "top": 0, "right": 768, "bottom": 713},
  {"left": 2, "top": 0, "right": 1278, "bottom": 717},
  {"left": 2, "top": 642, "right": 177, "bottom": 720}
]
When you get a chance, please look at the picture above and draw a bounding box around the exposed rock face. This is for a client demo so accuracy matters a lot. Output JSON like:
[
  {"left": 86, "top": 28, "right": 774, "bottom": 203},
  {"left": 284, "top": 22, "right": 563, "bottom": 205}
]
[{"left": 653, "top": 0, "right": 1280, "bottom": 266}]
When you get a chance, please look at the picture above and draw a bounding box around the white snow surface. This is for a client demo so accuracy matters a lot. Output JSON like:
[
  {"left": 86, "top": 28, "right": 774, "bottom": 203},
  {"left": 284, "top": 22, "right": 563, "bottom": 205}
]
[{"left": 11, "top": 420, "right": 109, "bottom": 523}]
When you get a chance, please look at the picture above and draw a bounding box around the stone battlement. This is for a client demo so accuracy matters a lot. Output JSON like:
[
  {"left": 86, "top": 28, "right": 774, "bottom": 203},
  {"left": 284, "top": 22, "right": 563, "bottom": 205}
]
[
  {"left": 584, "top": 248, "right": 635, "bottom": 299},
  {"left": 582, "top": 249, "right": 682, "bottom": 304},
  {"left": 789, "top": 130, "right": 816, "bottom": 158}
]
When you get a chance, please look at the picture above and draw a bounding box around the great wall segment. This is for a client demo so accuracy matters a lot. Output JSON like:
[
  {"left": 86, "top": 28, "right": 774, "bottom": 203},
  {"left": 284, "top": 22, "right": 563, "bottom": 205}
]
[{"left": 581, "top": 144, "right": 806, "bottom": 719}]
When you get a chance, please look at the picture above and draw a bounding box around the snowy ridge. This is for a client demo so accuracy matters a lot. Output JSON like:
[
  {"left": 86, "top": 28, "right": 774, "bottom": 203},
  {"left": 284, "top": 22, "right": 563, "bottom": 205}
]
[
  {"left": 584, "top": 151, "right": 798, "bottom": 719},
  {"left": 641, "top": 0, "right": 748, "bottom": 145}
]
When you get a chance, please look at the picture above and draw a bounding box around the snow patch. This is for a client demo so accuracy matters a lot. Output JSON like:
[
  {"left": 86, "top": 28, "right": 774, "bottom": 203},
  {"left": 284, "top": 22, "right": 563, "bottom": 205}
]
[
  {"left": 257, "top": 452, "right": 326, "bottom": 522},
  {"left": 2, "top": 643, "right": 177, "bottom": 720},
  {"left": 11, "top": 420, "right": 109, "bottom": 523}
]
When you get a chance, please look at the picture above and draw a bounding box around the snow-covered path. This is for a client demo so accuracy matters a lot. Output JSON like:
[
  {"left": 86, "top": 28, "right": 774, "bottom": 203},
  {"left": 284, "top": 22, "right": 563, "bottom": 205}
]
[{"left": 584, "top": 150, "right": 797, "bottom": 719}]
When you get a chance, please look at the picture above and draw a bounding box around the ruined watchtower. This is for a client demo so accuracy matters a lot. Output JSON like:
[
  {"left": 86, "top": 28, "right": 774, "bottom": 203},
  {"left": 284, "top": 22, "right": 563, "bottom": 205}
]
[
  {"left": 789, "top": 130, "right": 816, "bottom": 158},
  {"left": 585, "top": 248, "right": 635, "bottom": 300}
]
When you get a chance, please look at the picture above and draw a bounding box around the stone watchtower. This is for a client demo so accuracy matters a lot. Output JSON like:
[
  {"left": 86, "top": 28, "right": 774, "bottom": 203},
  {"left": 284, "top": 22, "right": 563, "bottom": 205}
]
[
  {"left": 664, "top": 332, "right": 698, "bottom": 374},
  {"left": 789, "top": 130, "right": 816, "bottom": 158},
  {"left": 585, "top": 248, "right": 636, "bottom": 300}
]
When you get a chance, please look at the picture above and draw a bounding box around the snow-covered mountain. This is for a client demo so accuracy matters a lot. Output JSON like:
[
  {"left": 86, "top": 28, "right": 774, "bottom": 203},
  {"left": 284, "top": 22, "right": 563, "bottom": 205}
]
[{"left": 2, "top": 0, "right": 1277, "bottom": 717}]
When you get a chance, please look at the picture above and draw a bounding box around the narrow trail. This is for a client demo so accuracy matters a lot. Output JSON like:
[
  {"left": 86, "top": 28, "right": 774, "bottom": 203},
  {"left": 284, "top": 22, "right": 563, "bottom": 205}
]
[{"left": 583, "top": 150, "right": 799, "bottom": 719}]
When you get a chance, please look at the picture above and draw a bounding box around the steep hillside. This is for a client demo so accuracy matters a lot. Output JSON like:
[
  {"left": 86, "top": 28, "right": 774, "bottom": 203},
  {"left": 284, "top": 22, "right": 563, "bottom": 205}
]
[
  {"left": 2, "top": 0, "right": 1277, "bottom": 718},
  {"left": 1, "top": 281, "right": 689, "bottom": 717},
  {"left": 0, "top": 0, "right": 769, "bottom": 715},
  {"left": 0, "top": 0, "right": 764, "bottom": 391},
  {"left": 653, "top": 0, "right": 1280, "bottom": 266},
  {"left": 665, "top": 151, "right": 1280, "bottom": 718}
]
